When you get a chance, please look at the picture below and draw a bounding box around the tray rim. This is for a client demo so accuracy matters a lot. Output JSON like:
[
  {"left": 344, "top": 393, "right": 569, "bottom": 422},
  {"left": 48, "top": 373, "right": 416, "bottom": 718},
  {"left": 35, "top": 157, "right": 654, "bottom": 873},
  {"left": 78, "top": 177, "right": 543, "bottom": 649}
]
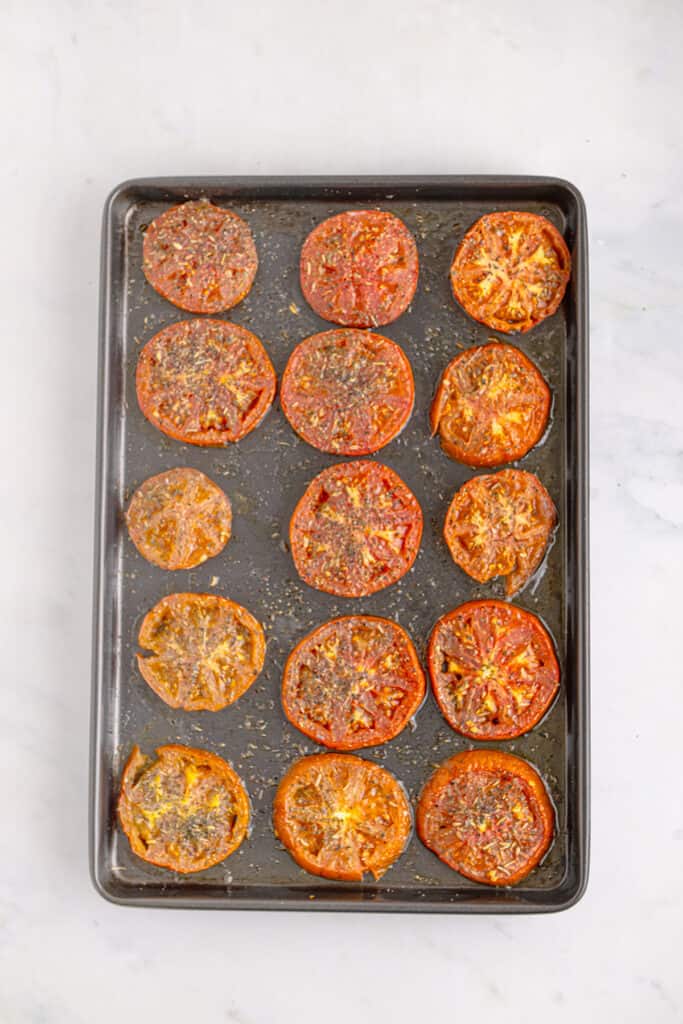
[{"left": 90, "top": 174, "right": 590, "bottom": 913}]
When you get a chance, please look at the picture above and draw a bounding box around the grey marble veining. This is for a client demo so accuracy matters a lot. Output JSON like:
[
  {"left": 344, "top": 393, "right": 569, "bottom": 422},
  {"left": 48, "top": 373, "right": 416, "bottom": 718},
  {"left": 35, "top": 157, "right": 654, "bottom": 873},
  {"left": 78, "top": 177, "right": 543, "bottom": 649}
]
[{"left": 1, "top": 0, "right": 682, "bottom": 1021}]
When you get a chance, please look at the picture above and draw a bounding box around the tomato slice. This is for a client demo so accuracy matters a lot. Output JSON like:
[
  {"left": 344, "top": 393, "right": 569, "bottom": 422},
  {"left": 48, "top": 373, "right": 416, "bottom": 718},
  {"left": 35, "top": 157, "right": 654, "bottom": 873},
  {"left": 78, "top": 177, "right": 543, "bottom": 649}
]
[
  {"left": 280, "top": 329, "right": 414, "bottom": 455},
  {"left": 289, "top": 460, "right": 423, "bottom": 598},
  {"left": 126, "top": 467, "right": 232, "bottom": 571},
  {"left": 444, "top": 469, "right": 556, "bottom": 596},
  {"left": 118, "top": 744, "right": 250, "bottom": 874},
  {"left": 282, "top": 616, "right": 425, "bottom": 750},
  {"left": 143, "top": 200, "right": 258, "bottom": 314},
  {"left": 137, "top": 593, "right": 266, "bottom": 712},
  {"left": 450, "top": 211, "right": 571, "bottom": 334},
  {"left": 274, "top": 753, "right": 412, "bottom": 881},
  {"left": 300, "top": 210, "right": 419, "bottom": 328},
  {"left": 136, "top": 319, "right": 276, "bottom": 446},
  {"left": 417, "top": 749, "right": 554, "bottom": 886},
  {"left": 428, "top": 600, "right": 559, "bottom": 739},
  {"left": 431, "top": 342, "right": 550, "bottom": 467}
]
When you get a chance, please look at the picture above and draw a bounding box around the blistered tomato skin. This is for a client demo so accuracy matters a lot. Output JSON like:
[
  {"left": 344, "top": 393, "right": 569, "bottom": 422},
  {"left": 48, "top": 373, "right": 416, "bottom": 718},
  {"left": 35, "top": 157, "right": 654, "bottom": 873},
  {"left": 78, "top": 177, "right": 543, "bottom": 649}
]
[
  {"left": 428, "top": 600, "right": 559, "bottom": 740},
  {"left": 417, "top": 749, "right": 554, "bottom": 886},
  {"left": 443, "top": 468, "right": 556, "bottom": 596},
  {"left": 136, "top": 319, "right": 276, "bottom": 447},
  {"left": 125, "top": 467, "right": 232, "bottom": 571},
  {"left": 282, "top": 616, "right": 425, "bottom": 750},
  {"left": 289, "top": 460, "right": 423, "bottom": 598},
  {"left": 450, "top": 211, "right": 571, "bottom": 334},
  {"left": 280, "top": 329, "right": 414, "bottom": 456},
  {"left": 431, "top": 342, "right": 550, "bottom": 467},
  {"left": 118, "top": 744, "right": 250, "bottom": 874},
  {"left": 300, "top": 210, "right": 419, "bottom": 328},
  {"left": 273, "top": 753, "right": 412, "bottom": 881},
  {"left": 143, "top": 200, "right": 258, "bottom": 314},
  {"left": 137, "top": 593, "right": 266, "bottom": 712}
]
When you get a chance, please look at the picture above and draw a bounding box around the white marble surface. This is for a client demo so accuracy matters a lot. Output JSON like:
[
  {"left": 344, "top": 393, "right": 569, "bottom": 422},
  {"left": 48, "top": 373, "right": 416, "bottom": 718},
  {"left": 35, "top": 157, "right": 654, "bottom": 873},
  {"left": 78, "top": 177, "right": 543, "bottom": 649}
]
[{"left": 2, "top": 0, "right": 682, "bottom": 1020}]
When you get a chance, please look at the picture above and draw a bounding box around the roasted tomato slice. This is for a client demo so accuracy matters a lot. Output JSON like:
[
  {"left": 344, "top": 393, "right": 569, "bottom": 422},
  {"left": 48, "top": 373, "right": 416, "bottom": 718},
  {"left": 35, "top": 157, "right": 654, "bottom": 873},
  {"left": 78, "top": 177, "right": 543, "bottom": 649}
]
[
  {"left": 273, "top": 753, "right": 411, "bottom": 880},
  {"left": 417, "top": 749, "right": 554, "bottom": 886},
  {"left": 300, "top": 210, "right": 419, "bottom": 328},
  {"left": 282, "top": 616, "right": 425, "bottom": 750},
  {"left": 444, "top": 469, "right": 556, "bottom": 596},
  {"left": 143, "top": 200, "right": 258, "bottom": 314},
  {"left": 428, "top": 600, "right": 559, "bottom": 740},
  {"left": 136, "top": 319, "right": 276, "bottom": 446},
  {"left": 431, "top": 342, "right": 550, "bottom": 467},
  {"left": 137, "top": 593, "right": 266, "bottom": 711},
  {"left": 280, "top": 329, "right": 414, "bottom": 455},
  {"left": 290, "top": 460, "right": 423, "bottom": 598},
  {"left": 118, "top": 744, "right": 250, "bottom": 873},
  {"left": 450, "top": 211, "right": 571, "bottom": 334},
  {"left": 126, "top": 467, "right": 231, "bottom": 570}
]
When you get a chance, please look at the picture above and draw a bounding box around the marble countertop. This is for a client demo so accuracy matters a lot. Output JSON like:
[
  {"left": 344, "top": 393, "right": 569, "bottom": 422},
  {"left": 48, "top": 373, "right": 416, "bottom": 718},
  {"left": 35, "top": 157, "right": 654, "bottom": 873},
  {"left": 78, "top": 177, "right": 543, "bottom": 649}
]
[{"left": 2, "top": 1, "right": 682, "bottom": 1020}]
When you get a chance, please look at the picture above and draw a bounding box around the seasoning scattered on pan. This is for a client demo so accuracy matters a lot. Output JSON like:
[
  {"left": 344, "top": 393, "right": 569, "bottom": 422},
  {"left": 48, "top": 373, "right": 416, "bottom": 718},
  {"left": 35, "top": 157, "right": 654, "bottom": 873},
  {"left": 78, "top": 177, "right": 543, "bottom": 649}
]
[
  {"left": 273, "top": 753, "right": 411, "bottom": 881},
  {"left": 143, "top": 200, "right": 258, "bottom": 314},
  {"left": 417, "top": 749, "right": 554, "bottom": 886},
  {"left": 428, "top": 600, "right": 559, "bottom": 740},
  {"left": 290, "top": 460, "right": 423, "bottom": 597},
  {"left": 102, "top": 188, "right": 581, "bottom": 908},
  {"left": 443, "top": 469, "right": 556, "bottom": 596},
  {"left": 282, "top": 616, "right": 425, "bottom": 750},
  {"left": 126, "top": 467, "right": 231, "bottom": 570},
  {"left": 136, "top": 319, "right": 276, "bottom": 446},
  {"left": 137, "top": 593, "right": 266, "bottom": 711},
  {"left": 300, "top": 210, "right": 419, "bottom": 328},
  {"left": 450, "top": 211, "right": 570, "bottom": 333},
  {"left": 118, "top": 744, "right": 250, "bottom": 873},
  {"left": 280, "top": 329, "right": 414, "bottom": 455},
  {"left": 431, "top": 342, "right": 550, "bottom": 467}
]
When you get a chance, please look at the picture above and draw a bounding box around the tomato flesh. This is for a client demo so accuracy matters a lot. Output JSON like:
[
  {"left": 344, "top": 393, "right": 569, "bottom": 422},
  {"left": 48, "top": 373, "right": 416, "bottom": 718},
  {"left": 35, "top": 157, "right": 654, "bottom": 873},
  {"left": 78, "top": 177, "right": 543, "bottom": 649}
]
[
  {"left": 126, "top": 467, "right": 232, "bottom": 571},
  {"left": 290, "top": 460, "right": 423, "bottom": 598},
  {"left": 300, "top": 210, "right": 419, "bottom": 327},
  {"left": 431, "top": 342, "right": 550, "bottom": 467},
  {"left": 143, "top": 200, "right": 258, "bottom": 314},
  {"left": 283, "top": 616, "right": 425, "bottom": 750},
  {"left": 428, "top": 600, "right": 559, "bottom": 739},
  {"left": 137, "top": 593, "right": 266, "bottom": 711},
  {"left": 136, "top": 319, "right": 276, "bottom": 446},
  {"left": 281, "top": 329, "right": 414, "bottom": 455},
  {"left": 450, "top": 211, "right": 570, "bottom": 334},
  {"left": 118, "top": 744, "right": 250, "bottom": 874},
  {"left": 444, "top": 469, "right": 556, "bottom": 596},
  {"left": 417, "top": 749, "right": 554, "bottom": 885},
  {"left": 274, "top": 753, "right": 411, "bottom": 881}
]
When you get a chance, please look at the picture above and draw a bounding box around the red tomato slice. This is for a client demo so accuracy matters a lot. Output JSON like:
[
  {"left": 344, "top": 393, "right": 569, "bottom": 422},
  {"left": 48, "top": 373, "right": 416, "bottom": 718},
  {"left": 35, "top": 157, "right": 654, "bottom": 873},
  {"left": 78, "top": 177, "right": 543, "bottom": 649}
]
[
  {"left": 282, "top": 616, "right": 425, "bottom": 749},
  {"left": 274, "top": 753, "right": 411, "bottom": 881},
  {"left": 417, "top": 749, "right": 554, "bottom": 886},
  {"left": 281, "top": 329, "right": 414, "bottom": 455},
  {"left": 300, "top": 210, "right": 419, "bottom": 327},
  {"left": 126, "top": 467, "right": 232, "bottom": 571},
  {"left": 143, "top": 200, "right": 258, "bottom": 314},
  {"left": 136, "top": 319, "right": 276, "bottom": 446},
  {"left": 450, "top": 211, "right": 570, "bottom": 333},
  {"left": 290, "top": 460, "right": 423, "bottom": 598},
  {"left": 137, "top": 593, "right": 266, "bottom": 712},
  {"left": 118, "top": 744, "right": 250, "bottom": 874},
  {"left": 428, "top": 600, "right": 559, "bottom": 739},
  {"left": 444, "top": 469, "right": 556, "bottom": 596},
  {"left": 431, "top": 342, "right": 550, "bottom": 467}
]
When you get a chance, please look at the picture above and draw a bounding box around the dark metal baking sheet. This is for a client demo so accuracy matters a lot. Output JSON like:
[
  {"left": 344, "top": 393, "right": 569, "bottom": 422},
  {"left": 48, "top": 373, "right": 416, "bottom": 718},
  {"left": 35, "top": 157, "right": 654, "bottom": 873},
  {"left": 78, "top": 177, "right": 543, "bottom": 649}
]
[{"left": 90, "top": 175, "right": 589, "bottom": 912}]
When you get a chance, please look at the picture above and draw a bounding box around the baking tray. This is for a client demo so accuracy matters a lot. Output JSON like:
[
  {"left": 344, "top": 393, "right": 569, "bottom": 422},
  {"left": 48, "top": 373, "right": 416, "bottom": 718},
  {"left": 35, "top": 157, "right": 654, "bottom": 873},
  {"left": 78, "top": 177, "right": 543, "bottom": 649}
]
[{"left": 90, "top": 175, "right": 589, "bottom": 912}]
